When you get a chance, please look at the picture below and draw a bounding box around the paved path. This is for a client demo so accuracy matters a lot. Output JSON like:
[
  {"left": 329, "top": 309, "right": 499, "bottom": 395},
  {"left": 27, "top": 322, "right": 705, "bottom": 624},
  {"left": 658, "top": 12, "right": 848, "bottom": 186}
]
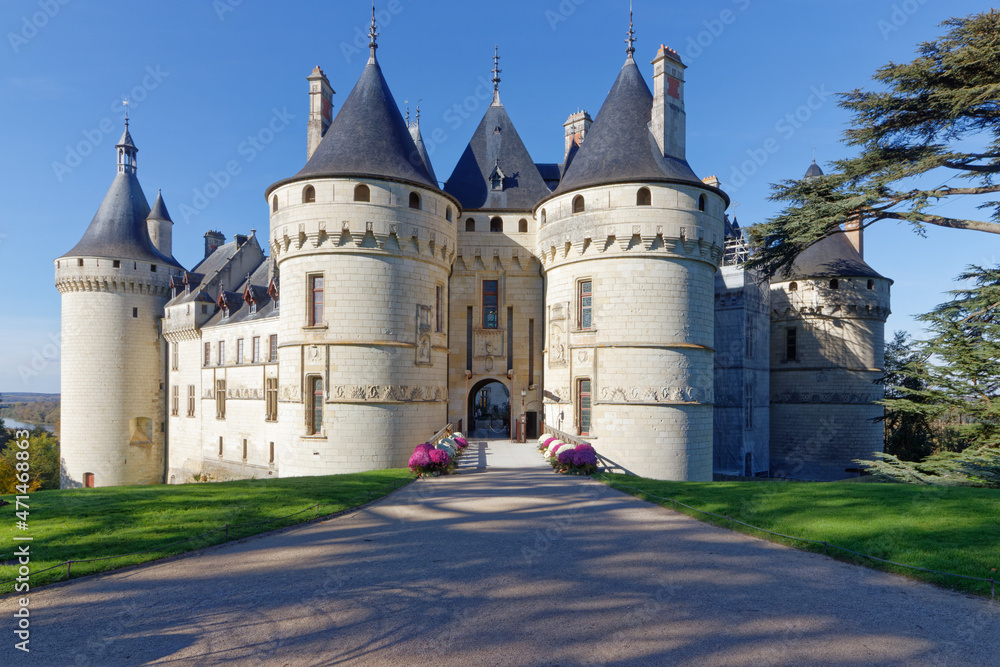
[{"left": 2, "top": 440, "right": 998, "bottom": 666}]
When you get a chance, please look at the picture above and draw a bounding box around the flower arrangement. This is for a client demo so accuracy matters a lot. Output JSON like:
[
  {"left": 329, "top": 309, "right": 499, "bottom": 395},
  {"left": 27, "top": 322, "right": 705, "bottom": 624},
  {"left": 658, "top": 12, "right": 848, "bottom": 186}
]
[
  {"left": 542, "top": 438, "right": 599, "bottom": 476},
  {"left": 408, "top": 432, "right": 469, "bottom": 477}
]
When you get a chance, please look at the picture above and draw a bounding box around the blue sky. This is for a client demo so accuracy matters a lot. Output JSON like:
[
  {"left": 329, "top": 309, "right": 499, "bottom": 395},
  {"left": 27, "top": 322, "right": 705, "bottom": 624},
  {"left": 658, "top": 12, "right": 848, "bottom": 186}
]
[{"left": 0, "top": 0, "right": 994, "bottom": 394}]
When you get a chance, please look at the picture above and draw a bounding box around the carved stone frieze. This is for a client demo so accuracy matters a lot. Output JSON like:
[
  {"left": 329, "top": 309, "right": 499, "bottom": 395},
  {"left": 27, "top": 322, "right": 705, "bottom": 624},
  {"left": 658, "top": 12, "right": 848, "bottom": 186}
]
[
  {"left": 599, "top": 385, "right": 714, "bottom": 405},
  {"left": 329, "top": 384, "right": 446, "bottom": 403},
  {"left": 474, "top": 330, "right": 505, "bottom": 358}
]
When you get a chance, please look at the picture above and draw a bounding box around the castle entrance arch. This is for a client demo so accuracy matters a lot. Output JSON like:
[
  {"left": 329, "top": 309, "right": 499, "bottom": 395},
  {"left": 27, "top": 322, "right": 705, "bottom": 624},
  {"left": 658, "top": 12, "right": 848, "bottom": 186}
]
[{"left": 468, "top": 379, "right": 510, "bottom": 439}]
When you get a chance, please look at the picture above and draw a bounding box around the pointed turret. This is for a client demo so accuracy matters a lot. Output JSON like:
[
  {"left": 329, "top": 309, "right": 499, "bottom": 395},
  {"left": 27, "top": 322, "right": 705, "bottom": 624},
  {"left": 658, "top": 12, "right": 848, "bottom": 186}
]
[
  {"left": 444, "top": 50, "right": 550, "bottom": 211},
  {"left": 147, "top": 189, "right": 176, "bottom": 262},
  {"left": 408, "top": 107, "right": 438, "bottom": 185}
]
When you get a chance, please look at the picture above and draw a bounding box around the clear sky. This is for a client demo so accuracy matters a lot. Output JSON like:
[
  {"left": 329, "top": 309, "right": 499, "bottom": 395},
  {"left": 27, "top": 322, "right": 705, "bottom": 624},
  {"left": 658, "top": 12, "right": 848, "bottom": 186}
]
[{"left": 0, "top": 0, "right": 994, "bottom": 394}]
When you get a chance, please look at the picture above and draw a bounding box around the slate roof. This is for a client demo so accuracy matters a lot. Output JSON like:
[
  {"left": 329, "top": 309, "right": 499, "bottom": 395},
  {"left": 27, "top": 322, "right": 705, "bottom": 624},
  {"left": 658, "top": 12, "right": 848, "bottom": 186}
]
[
  {"left": 203, "top": 257, "right": 277, "bottom": 327},
  {"left": 277, "top": 58, "right": 436, "bottom": 191},
  {"left": 549, "top": 58, "right": 707, "bottom": 199},
  {"left": 444, "top": 102, "right": 552, "bottom": 211},
  {"left": 148, "top": 190, "right": 172, "bottom": 221},
  {"left": 59, "top": 171, "right": 182, "bottom": 268},
  {"left": 804, "top": 160, "right": 825, "bottom": 179},
  {"left": 409, "top": 124, "right": 437, "bottom": 185},
  {"left": 781, "top": 232, "right": 888, "bottom": 281}
]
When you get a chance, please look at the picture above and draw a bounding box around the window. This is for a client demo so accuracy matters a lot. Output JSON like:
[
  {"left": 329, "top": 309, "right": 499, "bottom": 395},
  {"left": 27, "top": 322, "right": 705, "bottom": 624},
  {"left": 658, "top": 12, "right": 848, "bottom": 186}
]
[
  {"left": 266, "top": 377, "right": 278, "bottom": 421},
  {"left": 303, "top": 185, "right": 315, "bottom": 203},
  {"left": 446, "top": 207, "right": 453, "bottom": 222},
  {"left": 252, "top": 336, "right": 261, "bottom": 363},
  {"left": 830, "top": 279, "right": 839, "bottom": 290},
  {"left": 490, "top": 217, "right": 503, "bottom": 233},
  {"left": 202, "top": 304, "right": 209, "bottom": 315},
  {"left": 204, "top": 342, "right": 211, "bottom": 367},
  {"left": 171, "top": 386, "right": 179, "bottom": 416},
  {"left": 187, "top": 385, "right": 196, "bottom": 417},
  {"left": 218, "top": 340, "right": 225, "bottom": 366},
  {"left": 171, "top": 343, "right": 179, "bottom": 370},
  {"left": 436, "top": 285, "right": 443, "bottom": 332},
  {"left": 151, "top": 264, "right": 157, "bottom": 272},
  {"left": 236, "top": 339, "right": 244, "bottom": 365},
  {"left": 637, "top": 187, "right": 652, "bottom": 206},
  {"left": 482, "top": 280, "right": 499, "bottom": 329},
  {"left": 745, "top": 384, "right": 754, "bottom": 430},
  {"left": 579, "top": 280, "right": 593, "bottom": 330},
  {"left": 578, "top": 379, "right": 592, "bottom": 436},
  {"left": 113, "top": 260, "right": 121, "bottom": 268},
  {"left": 308, "top": 376, "right": 323, "bottom": 435},
  {"left": 272, "top": 195, "right": 278, "bottom": 213},
  {"left": 541, "top": 209, "right": 547, "bottom": 225},
  {"left": 218, "top": 437, "right": 224, "bottom": 457},
  {"left": 354, "top": 184, "right": 370, "bottom": 202},
  {"left": 77, "top": 258, "right": 84, "bottom": 267},
  {"left": 867, "top": 280, "right": 875, "bottom": 290},
  {"left": 409, "top": 192, "right": 421, "bottom": 209},
  {"left": 789, "top": 282, "right": 798, "bottom": 292},
  {"left": 216, "top": 379, "right": 226, "bottom": 419},
  {"left": 465, "top": 218, "right": 475, "bottom": 232},
  {"left": 698, "top": 194, "right": 707, "bottom": 212},
  {"left": 133, "top": 308, "right": 139, "bottom": 319},
  {"left": 242, "top": 438, "right": 248, "bottom": 461},
  {"left": 309, "top": 275, "right": 325, "bottom": 326},
  {"left": 518, "top": 218, "right": 528, "bottom": 233},
  {"left": 83, "top": 472, "right": 94, "bottom": 488},
  {"left": 269, "top": 334, "right": 278, "bottom": 362},
  {"left": 573, "top": 195, "right": 585, "bottom": 214},
  {"left": 786, "top": 328, "right": 797, "bottom": 361},
  {"left": 269, "top": 442, "right": 275, "bottom": 464},
  {"left": 507, "top": 307, "right": 514, "bottom": 373}
]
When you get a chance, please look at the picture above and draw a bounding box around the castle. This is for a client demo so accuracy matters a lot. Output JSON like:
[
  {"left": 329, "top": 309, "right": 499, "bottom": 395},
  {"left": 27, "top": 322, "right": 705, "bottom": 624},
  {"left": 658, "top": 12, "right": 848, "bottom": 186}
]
[{"left": 55, "top": 11, "right": 890, "bottom": 488}]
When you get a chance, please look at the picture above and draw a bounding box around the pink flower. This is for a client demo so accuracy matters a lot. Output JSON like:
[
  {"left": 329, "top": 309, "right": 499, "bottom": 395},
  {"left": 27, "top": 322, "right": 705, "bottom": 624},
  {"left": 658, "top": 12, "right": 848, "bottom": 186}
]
[
  {"left": 429, "top": 449, "right": 451, "bottom": 466},
  {"left": 415, "top": 443, "right": 434, "bottom": 454},
  {"left": 454, "top": 437, "right": 469, "bottom": 449},
  {"left": 543, "top": 437, "right": 556, "bottom": 448},
  {"left": 572, "top": 448, "right": 598, "bottom": 468},
  {"left": 408, "top": 450, "right": 431, "bottom": 471}
]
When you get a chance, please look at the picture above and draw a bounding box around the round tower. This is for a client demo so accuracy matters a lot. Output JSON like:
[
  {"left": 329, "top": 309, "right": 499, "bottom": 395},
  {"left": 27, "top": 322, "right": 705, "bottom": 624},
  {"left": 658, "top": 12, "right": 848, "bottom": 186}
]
[
  {"left": 55, "top": 122, "right": 184, "bottom": 488},
  {"left": 768, "top": 160, "right": 892, "bottom": 480},
  {"left": 535, "top": 34, "right": 727, "bottom": 481},
  {"left": 264, "top": 15, "right": 460, "bottom": 476}
]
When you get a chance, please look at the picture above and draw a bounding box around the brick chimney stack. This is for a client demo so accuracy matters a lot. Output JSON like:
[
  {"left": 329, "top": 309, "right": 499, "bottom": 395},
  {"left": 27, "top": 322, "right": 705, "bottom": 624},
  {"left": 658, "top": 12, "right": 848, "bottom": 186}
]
[
  {"left": 307, "top": 66, "right": 335, "bottom": 161},
  {"left": 651, "top": 45, "right": 686, "bottom": 160}
]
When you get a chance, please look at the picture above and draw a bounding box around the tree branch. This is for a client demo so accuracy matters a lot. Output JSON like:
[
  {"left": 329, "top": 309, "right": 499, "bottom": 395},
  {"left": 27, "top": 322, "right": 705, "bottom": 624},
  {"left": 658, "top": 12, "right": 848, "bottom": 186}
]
[{"left": 871, "top": 211, "right": 1000, "bottom": 234}]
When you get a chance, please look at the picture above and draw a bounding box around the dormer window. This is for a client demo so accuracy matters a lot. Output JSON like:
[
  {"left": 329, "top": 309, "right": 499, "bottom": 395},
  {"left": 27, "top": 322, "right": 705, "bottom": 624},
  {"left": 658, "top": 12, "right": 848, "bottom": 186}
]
[{"left": 489, "top": 161, "right": 505, "bottom": 191}]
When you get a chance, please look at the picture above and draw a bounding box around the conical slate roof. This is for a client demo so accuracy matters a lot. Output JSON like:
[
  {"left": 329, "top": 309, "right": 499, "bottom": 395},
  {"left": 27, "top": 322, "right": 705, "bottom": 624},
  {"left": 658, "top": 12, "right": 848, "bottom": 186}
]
[
  {"left": 290, "top": 59, "right": 436, "bottom": 189},
  {"left": 148, "top": 190, "right": 172, "bottom": 221},
  {"left": 117, "top": 125, "right": 136, "bottom": 149},
  {"left": 781, "top": 232, "right": 887, "bottom": 282},
  {"left": 444, "top": 102, "right": 552, "bottom": 210},
  {"left": 551, "top": 58, "right": 703, "bottom": 197},
  {"left": 409, "top": 123, "right": 437, "bottom": 186},
  {"left": 804, "top": 160, "right": 825, "bottom": 179},
  {"left": 60, "top": 171, "right": 181, "bottom": 268}
]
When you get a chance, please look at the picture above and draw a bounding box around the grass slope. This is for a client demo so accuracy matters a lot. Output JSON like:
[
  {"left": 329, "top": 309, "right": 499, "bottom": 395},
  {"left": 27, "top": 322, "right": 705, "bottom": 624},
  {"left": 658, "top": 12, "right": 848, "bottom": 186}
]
[
  {"left": 0, "top": 470, "right": 411, "bottom": 593},
  {"left": 601, "top": 474, "right": 1000, "bottom": 597}
]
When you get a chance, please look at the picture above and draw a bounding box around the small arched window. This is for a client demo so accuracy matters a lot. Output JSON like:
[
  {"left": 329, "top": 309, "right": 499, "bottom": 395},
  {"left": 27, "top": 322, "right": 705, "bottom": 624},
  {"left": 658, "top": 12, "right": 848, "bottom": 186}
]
[
  {"left": 637, "top": 187, "right": 652, "bottom": 206},
  {"left": 302, "top": 185, "right": 315, "bottom": 204},
  {"left": 446, "top": 207, "right": 453, "bottom": 222},
  {"left": 830, "top": 279, "right": 839, "bottom": 290},
  {"left": 465, "top": 218, "right": 475, "bottom": 232},
  {"left": 490, "top": 217, "right": 503, "bottom": 233},
  {"left": 541, "top": 209, "right": 547, "bottom": 225},
  {"left": 867, "top": 280, "right": 875, "bottom": 290},
  {"left": 409, "top": 192, "right": 421, "bottom": 210},
  {"left": 519, "top": 218, "right": 528, "bottom": 233},
  {"left": 573, "top": 196, "right": 585, "bottom": 214},
  {"left": 354, "top": 184, "right": 371, "bottom": 202},
  {"left": 789, "top": 282, "right": 798, "bottom": 292},
  {"left": 698, "top": 194, "right": 707, "bottom": 212},
  {"left": 271, "top": 195, "right": 278, "bottom": 213}
]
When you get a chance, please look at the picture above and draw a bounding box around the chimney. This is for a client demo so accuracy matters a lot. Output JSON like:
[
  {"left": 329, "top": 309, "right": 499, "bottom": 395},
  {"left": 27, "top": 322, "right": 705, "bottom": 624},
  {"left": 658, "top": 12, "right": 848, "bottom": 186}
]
[
  {"left": 563, "top": 110, "right": 592, "bottom": 167},
  {"left": 845, "top": 214, "right": 864, "bottom": 259},
  {"left": 651, "top": 45, "right": 686, "bottom": 160},
  {"left": 204, "top": 230, "right": 226, "bottom": 259},
  {"left": 307, "top": 66, "right": 335, "bottom": 161}
]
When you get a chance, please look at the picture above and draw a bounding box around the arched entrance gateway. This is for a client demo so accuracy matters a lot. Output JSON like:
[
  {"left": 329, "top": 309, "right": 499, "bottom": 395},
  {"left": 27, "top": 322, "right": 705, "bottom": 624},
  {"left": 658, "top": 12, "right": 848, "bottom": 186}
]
[{"left": 468, "top": 379, "right": 511, "bottom": 439}]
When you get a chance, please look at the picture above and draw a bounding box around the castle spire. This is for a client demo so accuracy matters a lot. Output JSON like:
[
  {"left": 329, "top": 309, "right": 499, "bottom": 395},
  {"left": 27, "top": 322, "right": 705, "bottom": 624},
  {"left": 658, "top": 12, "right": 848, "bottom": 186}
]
[
  {"left": 116, "top": 102, "right": 138, "bottom": 175},
  {"left": 368, "top": 2, "right": 379, "bottom": 63},
  {"left": 625, "top": 1, "right": 637, "bottom": 60},
  {"left": 491, "top": 45, "right": 502, "bottom": 106}
]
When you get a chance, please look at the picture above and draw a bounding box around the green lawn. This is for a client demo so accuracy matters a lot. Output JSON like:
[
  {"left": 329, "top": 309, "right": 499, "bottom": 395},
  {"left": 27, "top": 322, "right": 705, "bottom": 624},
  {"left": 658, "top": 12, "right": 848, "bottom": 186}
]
[
  {"left": 0, "top": 470, "right": 411, "bottom": 593},
  {"left": 600, "top": 474, "right": 1000, "bottom": 598}
]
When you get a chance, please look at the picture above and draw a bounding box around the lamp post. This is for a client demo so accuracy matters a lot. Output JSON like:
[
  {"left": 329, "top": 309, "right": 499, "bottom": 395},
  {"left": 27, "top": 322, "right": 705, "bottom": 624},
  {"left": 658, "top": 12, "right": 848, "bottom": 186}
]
[{"left": 520, "top": 388, "right": 527, "bottom": 443}]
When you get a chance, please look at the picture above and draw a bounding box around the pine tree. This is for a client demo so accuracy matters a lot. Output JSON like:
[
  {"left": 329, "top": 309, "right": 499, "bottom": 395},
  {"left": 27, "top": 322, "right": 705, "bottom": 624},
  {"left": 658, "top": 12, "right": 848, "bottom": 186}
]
[
  {"left": 877, "top": 331, "right": 936, "bottom": 461},
  {"left": 749, "top": 11, "right": 1000, "bottom": 276}
]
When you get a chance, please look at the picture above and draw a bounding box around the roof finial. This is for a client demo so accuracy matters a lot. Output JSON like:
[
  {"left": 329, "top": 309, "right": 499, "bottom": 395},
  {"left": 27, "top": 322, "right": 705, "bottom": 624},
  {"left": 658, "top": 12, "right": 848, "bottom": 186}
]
[
  {"left": 491, "top": 45, "right": 502, "bottom": 105},
  {"left": 368, "top": 2, "right": 379, "bottom": 61},
  {"left": 416, "top": 103, "right": 421, "bottom": 125},
  {"left": 405, "top": 100, "right": 410, "bottom": 126},
  {"left": 123, "top": 98, "right": 130, "bottom": 125},
  {"left": 626, "top": 1, "right": 637, "bottom": 59},
  {"left": 812, "top": 146, "right": 817, "bottom": 163}
]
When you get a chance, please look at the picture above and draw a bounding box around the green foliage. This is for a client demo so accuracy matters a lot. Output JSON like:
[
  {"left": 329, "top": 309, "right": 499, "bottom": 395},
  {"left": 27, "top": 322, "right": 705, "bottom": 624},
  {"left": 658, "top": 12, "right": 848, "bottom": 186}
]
[
  {"left": 602, "top": 474, "right": 1000, "bottom": 597},
  {"left": 0, "top": 400, "right": 60, "bottom": 429},
  {"left": 0, "top": 429, "right": 60, "bottom": 493},
  {"left": 0, "top": 469, "right": 411, "bottom": 591},
  {"left": 878, "top": 331, "right": 936, "bottom": 461},
  {"left": 859, "top": 448, "right": 1000, "bottom": 488},
  {"left": 749, "top": 11, "right": 1000, "bottom": 277}
]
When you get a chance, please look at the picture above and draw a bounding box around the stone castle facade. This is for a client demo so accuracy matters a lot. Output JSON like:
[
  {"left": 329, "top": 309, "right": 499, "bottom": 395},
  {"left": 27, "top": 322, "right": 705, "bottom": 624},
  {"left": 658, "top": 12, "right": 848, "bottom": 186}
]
[{"left": 55, "top": 14, "right": 890, "bottom": 487}]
